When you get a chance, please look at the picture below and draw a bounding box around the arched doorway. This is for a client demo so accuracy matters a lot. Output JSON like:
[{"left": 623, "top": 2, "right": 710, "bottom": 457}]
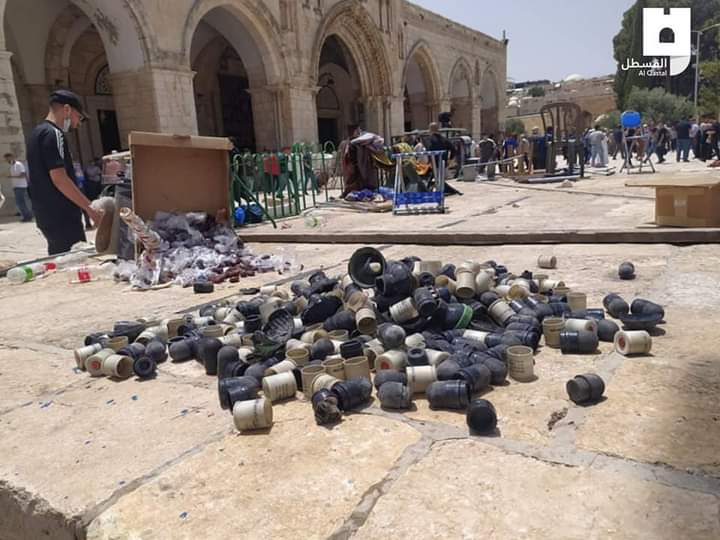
[
  {"left": 189, "top": 5, "right": 281, "bottom": 152},
  {"left": 480, "top": 69, "right": 499, "bottom": 136},
  {"left": 402, "top": 43, "right": 441, "bottom": 132},
  {"left": 449, "top": 59, "right": 473, "bottom": 131},
  {"left": 3, "top": 0, "right": 146, "bottom": 161},
  {"left": 316, "top": 35, "right": 362, "bottom": 147},
  {"left": 311, "top": 2, "right": 393, "bottom": 141}
]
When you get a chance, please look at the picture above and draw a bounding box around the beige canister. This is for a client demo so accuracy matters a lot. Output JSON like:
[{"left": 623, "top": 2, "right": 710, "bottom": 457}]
[
  {"left": 356, "top": 307, "right": 377, "bottom": 335},
  {"left": 390, "top": 298, "right": 419, "bottom": 324},
  {"left": 322, "top": 357, "right": 346, "bottom": 380},
  {"left": 455, "top": 269, "right": 477, "bottom": 299},
  {"left": 166, "top": 318, "right": 184, "bottom": 338},
  {"left": 85, "top": 348, "right": 114, "bottom": 376},
  {"left": 463, "top": 329, "right": 489, "bottom": 344},
  {"left": 74, "top": 343, "right": 102, "bottom": 370},
  {"left": 542, "top": 317, "right": 565, "bottom": 348},
  {"left": 201, "top": 325, "right": 224, "bottom": 339},
  {"left": 564, "top": 318, "right": 598, "bottom": 334},
  {"left": 106, "top": 335, "right": 129, "bottom": 352},
  {"left": 301, "top": 328, "right": 328, "bottom": 344},
  {"left": 265, "top": 359, "right": 297, "bottom": 376},
  {"left": 474, "top": 270, "right": 494, "bottom": 293},
  {"left": 375, "top": 350, "right": 407, "bottom": 371},
  {"left": 312, "top": 373, "right": 341, "bottom": 394},
  {"left": 507, "top": 345, "right": 535, "bottom": 382},
  {"left": 287, "top": 348, "right": 310, "bottom": 367},
  {"left": 343, "top": 356, "right": 371, "bottom": 381},
  {"left": 262, "top": 371, "right": 297, "bottom": 402},
  {"left": 493, "top": 284, "right": 511, "bottom": 297},
  {"left": 426, "top": 349, "right": 450, "bottom": 367},
  {"left": 327, "top": 329, "right": 350, "bottom": 342},
  {"left": 614, "top": 330, "right": 652, "bottom": 356},
  {"left": 301, "top": 364, "right": 325, "bottom": 399},
  {"left": 233, "top": 398, "right": 273, "bottom": 431},
  {"left": 405, "top": 333, "right": 426, "bottom": 349},
  {"left": 435, "top": 275, "right": 457, "bottom": 294},
  {"left": 566, "top": 292, "right": 587, "bottom": 311},
  {"left": 537, "top": 255, "right": 557, "bottom": 269},
  {"left": 101, "top": 354, "right": 134, "bottom": 379},
  {"left": 489, "top": 299, "right": 515, "bottom": 326},
  {"left": 406, "top": 365, "right": 437, "bottom": 393}
]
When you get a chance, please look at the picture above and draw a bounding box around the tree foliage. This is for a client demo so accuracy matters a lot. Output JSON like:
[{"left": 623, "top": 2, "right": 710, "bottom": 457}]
[
  {"left": 625, "top": 87, "right": 693, "bottom": 123},
  {"left": 528, "top": 86, "right": 546, "bottom": 97},
  {"left": 699, "top": 60, "right": 720, "bottom": 117},
  {"left": 505, "top": 118, "right": 526, "bottom": 135},
  {"left": 596, "top": 111, "right": 621, "bottom": 130},
  {"left": 613, "top": 0, "right": 720, "bottom": 110}
]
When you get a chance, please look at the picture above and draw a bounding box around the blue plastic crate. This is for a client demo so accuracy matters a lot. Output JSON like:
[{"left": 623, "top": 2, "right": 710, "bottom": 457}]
[{"left": 394, "top": 191, "right": 443, "bottom": 205}]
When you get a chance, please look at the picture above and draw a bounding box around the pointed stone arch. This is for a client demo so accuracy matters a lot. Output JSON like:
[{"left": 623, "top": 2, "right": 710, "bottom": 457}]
[
  {"left": 479, "top": 67, "right": 500, "bottom": 135},
  {"left": 402, "top": 39, "right": 442, "bottom": 130},
  {"left": 310, "top": 0, "right": 393, "bottom": 137},
  {"left": 448, "top": 57, "right": 474, "bottom": 131}
]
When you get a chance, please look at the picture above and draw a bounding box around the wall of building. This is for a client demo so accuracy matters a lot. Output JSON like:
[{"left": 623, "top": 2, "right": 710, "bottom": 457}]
[{"left": 0, "top": 0, "right": 507, "bottom": 214}]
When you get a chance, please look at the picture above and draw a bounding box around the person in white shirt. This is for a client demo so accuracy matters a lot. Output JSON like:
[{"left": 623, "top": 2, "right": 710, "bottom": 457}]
[
  {"left": 4, "top": 152, "right": 33, "bottom": 221},
  {"left": 587, "top": 126, "right": 608, "bottom": 167}
]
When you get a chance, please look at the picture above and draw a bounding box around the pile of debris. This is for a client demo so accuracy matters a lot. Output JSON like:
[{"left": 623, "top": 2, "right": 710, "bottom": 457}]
[
  {"left": 114, "top": 209, "right": 293, "bottom": 290},
  {"left": 72, "top": 248, "right": 665, "bottom": 434}
]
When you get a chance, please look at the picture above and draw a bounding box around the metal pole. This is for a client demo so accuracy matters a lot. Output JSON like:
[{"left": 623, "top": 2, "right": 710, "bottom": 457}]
[{"left": 694, "top": 30, "right": 701, "bottom": 122}]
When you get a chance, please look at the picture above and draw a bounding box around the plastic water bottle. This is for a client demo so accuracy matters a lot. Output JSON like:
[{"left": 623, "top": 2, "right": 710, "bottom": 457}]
[
  {"left": 7, "top": 266, "right": 33, "bottom": 284},
  {"left": 7, "top": 263, "right": 45, "bottom": 284}
]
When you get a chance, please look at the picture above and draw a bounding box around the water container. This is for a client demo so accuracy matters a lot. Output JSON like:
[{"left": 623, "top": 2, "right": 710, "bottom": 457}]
[{"left": 621, "top": 111, "right": 641, "bottom": 129}]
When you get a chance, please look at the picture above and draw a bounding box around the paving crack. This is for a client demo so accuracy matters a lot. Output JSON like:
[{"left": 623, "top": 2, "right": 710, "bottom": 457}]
[
  {"left": 326, "top": 435, "right": 434, "bottom": 540},
  {"left": 79, "top": 427, "right": 232, "bottom": 535}
]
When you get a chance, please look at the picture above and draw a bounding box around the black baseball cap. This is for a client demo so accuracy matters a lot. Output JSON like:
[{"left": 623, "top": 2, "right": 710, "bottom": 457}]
[{"left": 49, "top": 89, "right": 86, "bottom": 117}]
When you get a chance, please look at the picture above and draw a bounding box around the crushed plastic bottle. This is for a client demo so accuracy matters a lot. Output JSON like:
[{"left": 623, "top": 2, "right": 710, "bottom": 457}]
[
  {"left": 6, "top": 263, "right": 47, "bottom": 284},
  {"left": 303, "top": 211, "right": 326, "bottom": 229}
]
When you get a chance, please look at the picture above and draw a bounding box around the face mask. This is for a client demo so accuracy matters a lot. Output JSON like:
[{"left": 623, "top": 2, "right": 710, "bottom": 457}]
[{"left": 62, "top": 116, "right": 72, "bottom": 133}]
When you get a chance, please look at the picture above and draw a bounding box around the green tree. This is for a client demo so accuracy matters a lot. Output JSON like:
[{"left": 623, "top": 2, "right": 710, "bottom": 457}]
[
  {"left": 699, "top": 60, "right": 720, "bottom": 118},
  {"left": 625, "top": 87, "right": 693, "bottom": 123},
  {"left": 505, "top": 118, "right": 526, "bottom": 135},
  {"left": 528, "top": 86, "right": 545, "bottom": 97}
]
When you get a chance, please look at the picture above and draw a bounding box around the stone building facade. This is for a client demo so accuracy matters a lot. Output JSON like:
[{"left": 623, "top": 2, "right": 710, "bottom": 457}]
[{"left": 0, "top": 0, "right": 506, "bottom": 212}]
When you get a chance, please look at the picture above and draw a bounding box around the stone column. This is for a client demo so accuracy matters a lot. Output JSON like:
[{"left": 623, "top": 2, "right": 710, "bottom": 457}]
[
  {"left": 363, "top": 96, "right": 384, "bottom": 138},
  {"left": 280, "top": 84, "right": 318, "bottom": 146},
  {"left": 111, "top": 67, "right": 198, "bottom": 147},
  {"left": 247, "top": 86, "right": 281, "bottom": 152},
  {"left": 0, "top": 51, "right": 26, "bottom": 216},
  {"left": 471, "top": 100, "right": 481, "bottom": 138},
  {"left": 388, "top": 96, "right": 405, "bottom": 138}
]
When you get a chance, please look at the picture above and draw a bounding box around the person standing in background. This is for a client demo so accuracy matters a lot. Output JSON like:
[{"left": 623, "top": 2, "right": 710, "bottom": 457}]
[
  {"left": 4, "top": 152, "right": 33, "bottom": 222},
  {"left": 675, "top": 117, "right": 691, "bottom": 162}
]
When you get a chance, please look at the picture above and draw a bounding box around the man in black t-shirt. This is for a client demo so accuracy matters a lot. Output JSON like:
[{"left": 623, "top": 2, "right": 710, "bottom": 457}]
[{"left": 26, "top": 90, "right": 104, "bottom": 255}]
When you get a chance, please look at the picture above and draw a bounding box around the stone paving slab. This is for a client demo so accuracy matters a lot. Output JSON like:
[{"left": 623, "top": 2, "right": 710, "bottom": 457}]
[
  {"left": 1, "top": 242, "right": 719, "bottom": 539},
  {"left": 353, "top": 439, "right": 720, "bottom": 540},
  {"left": 85, "top": 405, "right": 421, "bottom": 540},
  {"left": 0, "top": 370, "right": 230, "bottom": 530},
  {"left": 577, "top": 357, "right": 720, "bottom": 477},
  {"left": 405, "top": 348, "right": 602, "bottom": 446},
  {"left": 0, "top": 346, "right": 82, "bottom": 414}
]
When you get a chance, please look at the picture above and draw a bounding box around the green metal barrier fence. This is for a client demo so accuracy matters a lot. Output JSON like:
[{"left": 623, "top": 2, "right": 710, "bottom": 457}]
[{"left": 230, "top": 142, "right": 395, "bottom": 228}]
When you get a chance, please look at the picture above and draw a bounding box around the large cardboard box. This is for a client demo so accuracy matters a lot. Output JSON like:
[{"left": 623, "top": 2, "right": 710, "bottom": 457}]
[
  {"left": 626, "top": 176, "right": 720, "bottom": 228},
  {"left": 129, "top": 132, "right": 233, "bottom": 221}
]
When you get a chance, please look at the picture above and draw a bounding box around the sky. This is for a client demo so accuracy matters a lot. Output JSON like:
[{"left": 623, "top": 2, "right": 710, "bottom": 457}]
[{"left": 411, "top": 0, "right": 636, "bottom": 82}]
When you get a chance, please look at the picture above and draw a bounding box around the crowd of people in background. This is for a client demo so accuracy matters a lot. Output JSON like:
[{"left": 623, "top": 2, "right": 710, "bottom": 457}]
[{"left": 477, "top": 116, "right": 720, "bottom": 176}]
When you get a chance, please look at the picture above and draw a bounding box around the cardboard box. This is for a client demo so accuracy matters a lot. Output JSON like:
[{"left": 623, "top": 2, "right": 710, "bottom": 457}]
[
  {"left": 626, "top": 176, "right": 720, "bottom": 228},
  {"left": 129, "top": 132, "right": 233, "bottom": 221}
]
